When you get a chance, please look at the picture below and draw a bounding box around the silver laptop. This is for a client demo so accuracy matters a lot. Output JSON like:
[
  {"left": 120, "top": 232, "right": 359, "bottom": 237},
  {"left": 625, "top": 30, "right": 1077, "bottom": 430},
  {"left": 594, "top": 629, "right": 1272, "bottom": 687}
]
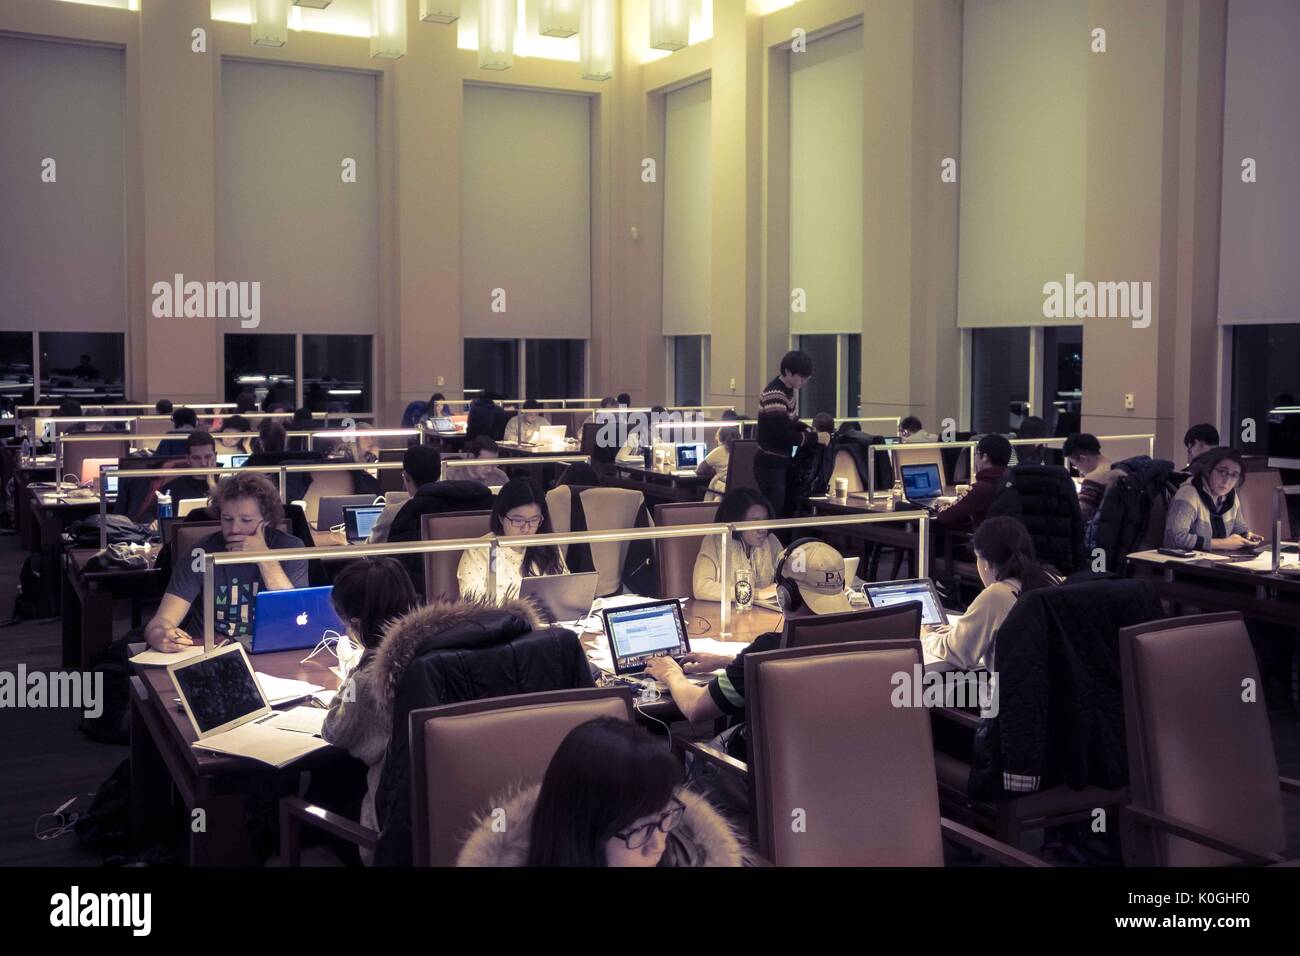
[
  {"left": 673, "top": 442, "right": 707, "bottom": 476},
  {"left": 863, "top": 577, "right": 949, "bottom": 626},
  {"left": 315, "top": 493, "right": 380, "bottom": 531},
  {"left": 518, "top": 571, "right": 600, "bottom": 624}
]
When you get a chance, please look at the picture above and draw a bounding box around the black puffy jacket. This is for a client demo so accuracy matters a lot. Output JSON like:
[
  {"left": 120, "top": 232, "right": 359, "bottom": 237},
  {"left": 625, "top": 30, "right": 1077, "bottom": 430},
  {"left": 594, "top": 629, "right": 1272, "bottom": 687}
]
[
  {"left": 987, "top": 464, "right": 1085, "bottom": 574},
  {"left": 1087, "top": 456, "right": 1178, "bottom": 573},
  {"left": 370, "top": 597, "right": 594, "bottom": 866},
  {"left": 968, "top": 576, "right": 1163, "bottom": 800},
  {"left": 388, "top": 480, "right": 496, "bottom": 592}
]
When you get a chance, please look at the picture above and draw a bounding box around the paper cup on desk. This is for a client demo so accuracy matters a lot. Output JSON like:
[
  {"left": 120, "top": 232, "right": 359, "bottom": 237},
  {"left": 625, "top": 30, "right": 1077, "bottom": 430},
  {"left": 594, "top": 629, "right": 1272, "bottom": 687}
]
[{"left": 832, "top": 477, "right": 848, "bottom": 500}]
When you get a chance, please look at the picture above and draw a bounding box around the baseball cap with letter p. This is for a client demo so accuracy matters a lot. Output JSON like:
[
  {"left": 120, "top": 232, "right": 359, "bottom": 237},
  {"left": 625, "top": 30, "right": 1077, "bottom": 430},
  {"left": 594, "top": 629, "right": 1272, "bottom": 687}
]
[{"left": 783, "top": 540, "right": 852, "bottom": 615}]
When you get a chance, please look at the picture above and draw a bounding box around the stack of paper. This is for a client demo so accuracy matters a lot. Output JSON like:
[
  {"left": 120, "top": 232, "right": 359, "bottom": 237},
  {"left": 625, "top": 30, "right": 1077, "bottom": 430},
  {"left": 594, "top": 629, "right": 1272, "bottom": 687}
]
[{"left": 255, "top": 673, "right": 324, "bottom": 707}]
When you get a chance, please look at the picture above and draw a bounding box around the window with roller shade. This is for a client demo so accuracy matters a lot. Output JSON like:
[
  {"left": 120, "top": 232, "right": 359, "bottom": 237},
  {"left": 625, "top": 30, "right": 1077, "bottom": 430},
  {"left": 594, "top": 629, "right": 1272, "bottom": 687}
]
[
  {"left": 669, "top": 336, "right": 708, "bottom": 406},
  {"left": 793, "top": 334, "right": 860, "bottom": 419},
  {"left": 224, "top": 334, "right": 296, "bottom": 410},
  {"left": 662, "top": 80, "right": 711, "bottom": 338},
  {"left": 525, "top": 340, "right": 585, "bottom": 400},
  {"left": 38, "top": 333, "right": 125, "bottom": 404},
  {"left": 303, "top": 334, "right": 372, "bottom": 414},
  {"left": 1041, "top": 326, "right": 1083, "bottom": 437},
  {"left": 0, "top": 333, "right": 35, "bottom": 416}
]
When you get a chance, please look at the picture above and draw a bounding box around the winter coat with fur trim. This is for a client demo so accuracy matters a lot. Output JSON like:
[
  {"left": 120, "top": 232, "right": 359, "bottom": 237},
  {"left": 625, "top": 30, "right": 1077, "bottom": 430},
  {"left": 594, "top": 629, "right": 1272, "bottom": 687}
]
[
  {"left": 455, "top": 783, "right": 744, "bottom": 867},
  {"left": 368, "top": 596, "right": 595, "bottom": 867}
]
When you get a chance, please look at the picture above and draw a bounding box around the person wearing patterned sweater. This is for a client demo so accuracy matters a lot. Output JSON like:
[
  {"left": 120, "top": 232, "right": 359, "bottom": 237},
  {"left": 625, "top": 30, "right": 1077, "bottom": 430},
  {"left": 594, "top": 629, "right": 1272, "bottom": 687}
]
[{"left": 755, "top": 351, "right": 829, "bottom": 516}]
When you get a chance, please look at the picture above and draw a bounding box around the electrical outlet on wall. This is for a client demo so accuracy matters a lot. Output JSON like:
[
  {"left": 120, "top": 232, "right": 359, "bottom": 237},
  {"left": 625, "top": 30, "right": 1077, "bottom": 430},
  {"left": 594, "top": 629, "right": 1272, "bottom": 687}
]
[
  {"left": 729, "top": 378, "right": 736, "bottom": 391},
  {"left": 436, "top": 376, "right": 445, "bottom": 387},
  {"left": 1124, "top": 393, "right": 1135, "bottom": 410}
]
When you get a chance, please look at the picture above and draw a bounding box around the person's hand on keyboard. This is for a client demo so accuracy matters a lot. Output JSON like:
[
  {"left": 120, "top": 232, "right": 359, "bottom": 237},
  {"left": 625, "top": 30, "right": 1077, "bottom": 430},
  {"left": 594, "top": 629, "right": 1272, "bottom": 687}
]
[
  {"left": 677, "top": 652, "right": 731, "bottom": 674},
  {"left": 644, "top": 656, "right": 681, "bottom": 682}
]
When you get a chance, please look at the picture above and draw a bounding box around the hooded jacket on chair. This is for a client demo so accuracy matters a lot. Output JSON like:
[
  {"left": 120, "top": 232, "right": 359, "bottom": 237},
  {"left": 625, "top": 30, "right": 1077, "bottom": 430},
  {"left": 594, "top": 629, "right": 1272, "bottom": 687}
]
[
  {"left": 370, "top": 597, "right": 594, "bottom": 867},
  {"left": 387, "top": 479, "right": 496, "bottom": 593},
  {"left": 456, "top": 783, "right": 744, "bottom": 867},
  {"left": 987, "top": 464, "right": 1085, "bottom": 574}
]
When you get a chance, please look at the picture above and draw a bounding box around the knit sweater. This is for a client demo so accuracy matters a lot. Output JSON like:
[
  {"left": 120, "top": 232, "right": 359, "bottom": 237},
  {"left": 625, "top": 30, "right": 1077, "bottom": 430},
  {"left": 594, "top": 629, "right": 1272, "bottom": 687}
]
[
  {"left": 1163, "top": 481, "right": 1250, "bottom": 551},
  {"left": 758, "top": 376, "right": 798, "bottom": 420}
]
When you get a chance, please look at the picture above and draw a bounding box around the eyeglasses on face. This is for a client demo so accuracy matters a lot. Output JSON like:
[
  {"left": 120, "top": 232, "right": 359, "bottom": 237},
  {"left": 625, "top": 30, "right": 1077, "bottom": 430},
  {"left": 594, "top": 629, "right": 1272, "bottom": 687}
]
[
  {"left": 614, "top": 797, "right": 686, "bottom": 850},
  {"left": 503, "top": 513, "right": 544, "bottom": 531},
  {"left": 1211, "top": 466, "right": 1242, "bottom": 483}
]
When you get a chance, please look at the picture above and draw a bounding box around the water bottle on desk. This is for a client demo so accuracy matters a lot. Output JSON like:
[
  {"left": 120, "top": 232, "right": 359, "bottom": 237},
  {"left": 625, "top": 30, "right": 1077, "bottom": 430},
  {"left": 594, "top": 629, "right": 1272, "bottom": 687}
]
[{"left": 155, "top": 491, "right": 173, "bottom": 520}]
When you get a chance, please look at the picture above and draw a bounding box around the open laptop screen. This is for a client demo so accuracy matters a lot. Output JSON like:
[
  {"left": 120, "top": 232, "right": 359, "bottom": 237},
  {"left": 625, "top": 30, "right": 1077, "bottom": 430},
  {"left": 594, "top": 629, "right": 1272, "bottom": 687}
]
[
  {"left": 604, "top": 600, "right": 690, "bottom": 674},
  {"left": 864, "top": 579, "right": 946, "bottom": 626},
  {"left": 901, "top": 463, "right": 943, "bottom": 501},
  {"left": 172, "top": 649, "right": 266, "bottom": 736},
  {"left": 676, "top": 443, "right": 705, "bottom": 469},
  {"left": 344, "top": 505, "right": 384, "bottom": 542}
]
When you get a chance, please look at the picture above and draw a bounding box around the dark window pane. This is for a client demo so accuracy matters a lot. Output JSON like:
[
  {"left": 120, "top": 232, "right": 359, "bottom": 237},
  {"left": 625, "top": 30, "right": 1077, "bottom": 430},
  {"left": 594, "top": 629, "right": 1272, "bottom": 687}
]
[
  {"left": 845, "top": 334, "right": 861, "bottom": 417},
  {"left": 0, "top": 331, "right": 35, "bottom": 418},
  {"left": 673, "top": 336, "right": 703, "bottom": 406},
  {"left": 1232, "top": 324, "right": 1300, "bottom": 455},
  {"left": 38, "top": 332, "right": 125, "bottom": 404},
  {"left": 303, "top": 334, "right": 372, "bottom": 414},
  {"left": 970, "top": 327, "right": 1029, "bottom": 434},
  {"left": 525, "top": 339, "right": 584, "bottom": 400},
  {"left": 794, "top": 335, "right": 837, "bottom": 418},
  {"left": 1041, "top": 326, "right": 1083, "bottom": 436},
  {"left": 465, "top": 339, "right": 519, "bottom": 398},
  {"left": 224, "top": 334, "right": 296, "bottom": 410}
]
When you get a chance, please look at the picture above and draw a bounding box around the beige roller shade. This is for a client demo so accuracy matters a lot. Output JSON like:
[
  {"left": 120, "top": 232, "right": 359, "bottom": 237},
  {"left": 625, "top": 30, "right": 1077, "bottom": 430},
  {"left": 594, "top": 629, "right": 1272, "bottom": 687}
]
[
  {"left": 789, "top": 25, "right": 863, "bottom": 335},
  {"left": 220, "top": 60, "right": 379, "bottom": 334},
  {"left": 662, "top": 79, "right": 712, "bottom": 337},
  {"left": 461, "top": 84, "right": 592, "bottom": 339},
  {"left": 957, "top": 0, "right": 1087, "bottom": 328},
  {"left": 0, "top": 37, "right": 126, "bottom": 332},
  {"left": 1217, "top": 0, "right": 1300, "bottom": 325}
]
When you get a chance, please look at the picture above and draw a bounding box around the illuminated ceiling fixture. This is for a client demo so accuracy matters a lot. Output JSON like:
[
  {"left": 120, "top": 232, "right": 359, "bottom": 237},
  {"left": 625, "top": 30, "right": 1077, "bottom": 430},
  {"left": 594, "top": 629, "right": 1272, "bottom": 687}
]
[
  {"left": 251, "top": 0, "right": 290, "bottom": 47},
  {"left": 371, "top": 0, "right": 407, "bottom": 58},
  {"left": 580, "top": 0, "right": 614, "bottom": 81},
  {"left": 478, "top": 0, "right": 516, "bottom": 71},
  {"left": 419, "top": 0, "right": 460, "bottom": 22},
  {"left": 539, "top": 0, "right": 580, "bottom": 38},
  {"left": 649, "top": 0, "right": 691, "bottom": 52},
  {"left": 292, "top": 0, "right": 332, "bottom": 9}
]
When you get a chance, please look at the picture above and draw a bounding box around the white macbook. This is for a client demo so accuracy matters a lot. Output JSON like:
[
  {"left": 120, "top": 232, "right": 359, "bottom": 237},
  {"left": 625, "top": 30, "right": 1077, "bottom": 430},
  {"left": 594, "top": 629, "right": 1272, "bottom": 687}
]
[{"left": 166, "top": 643, "right": 330, "bottom": 768}]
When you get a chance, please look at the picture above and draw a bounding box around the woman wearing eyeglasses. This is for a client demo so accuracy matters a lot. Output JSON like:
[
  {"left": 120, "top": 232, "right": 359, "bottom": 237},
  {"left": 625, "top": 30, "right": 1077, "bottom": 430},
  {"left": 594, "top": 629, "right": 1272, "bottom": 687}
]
[
  {"left": 456, "top": 717, "right": 743, "bottom": 867},
  {"left": 1164, "top": 447, "right": 1262, "bottom": 552},
  {"left": 457, "top": 477, "right": 567, "bottom": 602}
]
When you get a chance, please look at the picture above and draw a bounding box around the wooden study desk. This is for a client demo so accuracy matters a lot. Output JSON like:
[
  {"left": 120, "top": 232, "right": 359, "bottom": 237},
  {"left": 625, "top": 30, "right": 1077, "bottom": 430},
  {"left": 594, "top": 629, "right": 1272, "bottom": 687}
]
[
  {"left": 129, "top": 645, "right": 346, "bottom": 866},
  {"left": 605, "top": 462, "right": 708, "bottom": 504},
  {"left": 30, "top": 490, "right": 109, "bottom": 614},
  {"left": 1126, "top": 547, "right": 1300, "bottom": 628},
  {"left": 63, "top": 547, "right": 165, "bottom": 669}
]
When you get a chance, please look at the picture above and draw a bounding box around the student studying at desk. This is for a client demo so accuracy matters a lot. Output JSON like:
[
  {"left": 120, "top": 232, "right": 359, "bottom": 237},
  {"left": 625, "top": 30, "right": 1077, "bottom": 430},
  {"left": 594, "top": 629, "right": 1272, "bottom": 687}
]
[
  {"left": 144, "top": 471, "right": 307, "bottom": 652},
  {"left": 457, "top": 477, "right": 568, "bottom": 602},
  {"left": 922, "top": 517, "right": 1059, "bottom": 671},
  {"left": 692, "top": 489, "right": 783, "bottom": 603},
  {"left": 160, "top": 430, "right": 219, "bottom": 506},
  {"left": 1163, "top": 447, "right": 1262, "bottom": 552}
]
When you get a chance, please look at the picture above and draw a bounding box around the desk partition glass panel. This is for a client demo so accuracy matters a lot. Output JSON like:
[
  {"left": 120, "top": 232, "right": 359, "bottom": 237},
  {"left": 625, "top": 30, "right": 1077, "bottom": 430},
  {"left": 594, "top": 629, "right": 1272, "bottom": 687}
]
[
  {"left": 38, "top": 331, "right": 125, "bottom": 404},
  {"left": 303, "top": 334, "right": 372, "bottom": 414},
  {"left": 224, "top": 333, "right": 296, "bottom": 410}
]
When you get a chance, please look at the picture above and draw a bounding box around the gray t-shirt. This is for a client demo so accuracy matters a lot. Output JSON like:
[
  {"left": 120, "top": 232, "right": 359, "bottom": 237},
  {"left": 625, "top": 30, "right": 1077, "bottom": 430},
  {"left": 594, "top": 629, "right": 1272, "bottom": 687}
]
[{"left": 166, "top": 528, "right": 308, "bottom": 644}]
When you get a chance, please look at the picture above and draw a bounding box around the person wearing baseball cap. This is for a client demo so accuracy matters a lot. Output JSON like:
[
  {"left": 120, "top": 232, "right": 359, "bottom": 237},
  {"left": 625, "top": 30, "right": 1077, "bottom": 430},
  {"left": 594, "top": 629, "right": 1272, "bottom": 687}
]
[{"left": 645, "top": 539, "right": 850, "bottom": 764}]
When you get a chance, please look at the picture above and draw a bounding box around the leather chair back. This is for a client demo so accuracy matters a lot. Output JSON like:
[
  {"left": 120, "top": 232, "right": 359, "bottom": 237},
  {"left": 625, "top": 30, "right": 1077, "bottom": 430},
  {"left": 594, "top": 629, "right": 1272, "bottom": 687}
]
[
  {"left": 301, "top": 470, "right": 353, "bottom": 524},
  {"left": 173, "top": 521, "right": 221, "bottom": 563},
  {"left": 746, "top": 640, "right": 945, "bottom": 865},
  {"left": 411, "top": 687, "right": 635, "bottom": 866},
  {"left": 781, "top": 602, "right": 922, "bottom": 649},
  {"left": 1118, "top": 612, "right": 1285, "bottom": 865},
  {"left": 652, "top": 501, "right": 720, "bottom": 598},
  {"left": 891, "top": 444, "right": 948, "bottom": 487},
  {"left": 421, "top": 510, "right": 492, "bottom": 601},
  {"left": 575, "top": 487, "right": 648, "bottom": 596},
  {"left": 724, "top": 440, "right": 761, "bottom": 495}
]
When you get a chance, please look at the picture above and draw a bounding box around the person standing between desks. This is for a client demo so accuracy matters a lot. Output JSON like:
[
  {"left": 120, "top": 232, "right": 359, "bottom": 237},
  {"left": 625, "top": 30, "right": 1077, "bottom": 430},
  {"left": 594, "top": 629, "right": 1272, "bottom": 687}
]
[
  {"left": 457, "top": 477, "right": 568, "bottom": 602},
  {"left": 646, "top": 540, "right": 851, "bottom": 762},
  {"left": 692, "top": 488, "right": 784, "bottom": 603},
  {"left": 1164, "top": 447, "right": 1262, "bottom": 552},
  {"left": 755, "top": 350, "right": 831, "bottom": 517},
  {"left": 144, "top": 471, "right": 307, "bottom": 652}
]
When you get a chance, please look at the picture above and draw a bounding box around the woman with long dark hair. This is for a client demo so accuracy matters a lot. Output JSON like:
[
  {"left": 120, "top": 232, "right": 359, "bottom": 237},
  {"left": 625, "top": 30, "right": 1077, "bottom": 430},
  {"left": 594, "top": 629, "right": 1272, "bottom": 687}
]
[
  {"left": 692, "top": 488, "right": 783, "bottom": 602},
  {"left": 457, "top": 477, "right": 566, "bottom": 602},
  {"left": 1164, "top": 447, "right": 1261, "bottom": 551},
  {"left": 921, "top": 516, "right": 1058, "bottom": 671},
  {"left": 456, "top": 717, "right": 742, "bottom": 867},
  {"left": 320, "top": 557, "right": 420, "bottom": 864}
]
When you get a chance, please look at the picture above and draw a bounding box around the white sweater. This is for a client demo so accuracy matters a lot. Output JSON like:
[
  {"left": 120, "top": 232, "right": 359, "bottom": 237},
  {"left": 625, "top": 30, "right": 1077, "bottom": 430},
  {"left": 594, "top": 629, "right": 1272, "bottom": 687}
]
[
  {"left": 921, "top": 579, "right": 1022, "bottom": 671},
  {"left": 456, "top": 533, "right": 569, "bottom": 602},
  {"left": 692, "top": 534, "right": 783, "bottom": 602}
]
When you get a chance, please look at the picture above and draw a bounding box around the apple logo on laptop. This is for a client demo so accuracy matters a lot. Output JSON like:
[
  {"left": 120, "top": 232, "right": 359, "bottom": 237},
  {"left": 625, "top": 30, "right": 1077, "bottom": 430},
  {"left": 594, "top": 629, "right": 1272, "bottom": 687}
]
[{"left": 296, "top": 611, "right": 308, "bottom": 626}]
